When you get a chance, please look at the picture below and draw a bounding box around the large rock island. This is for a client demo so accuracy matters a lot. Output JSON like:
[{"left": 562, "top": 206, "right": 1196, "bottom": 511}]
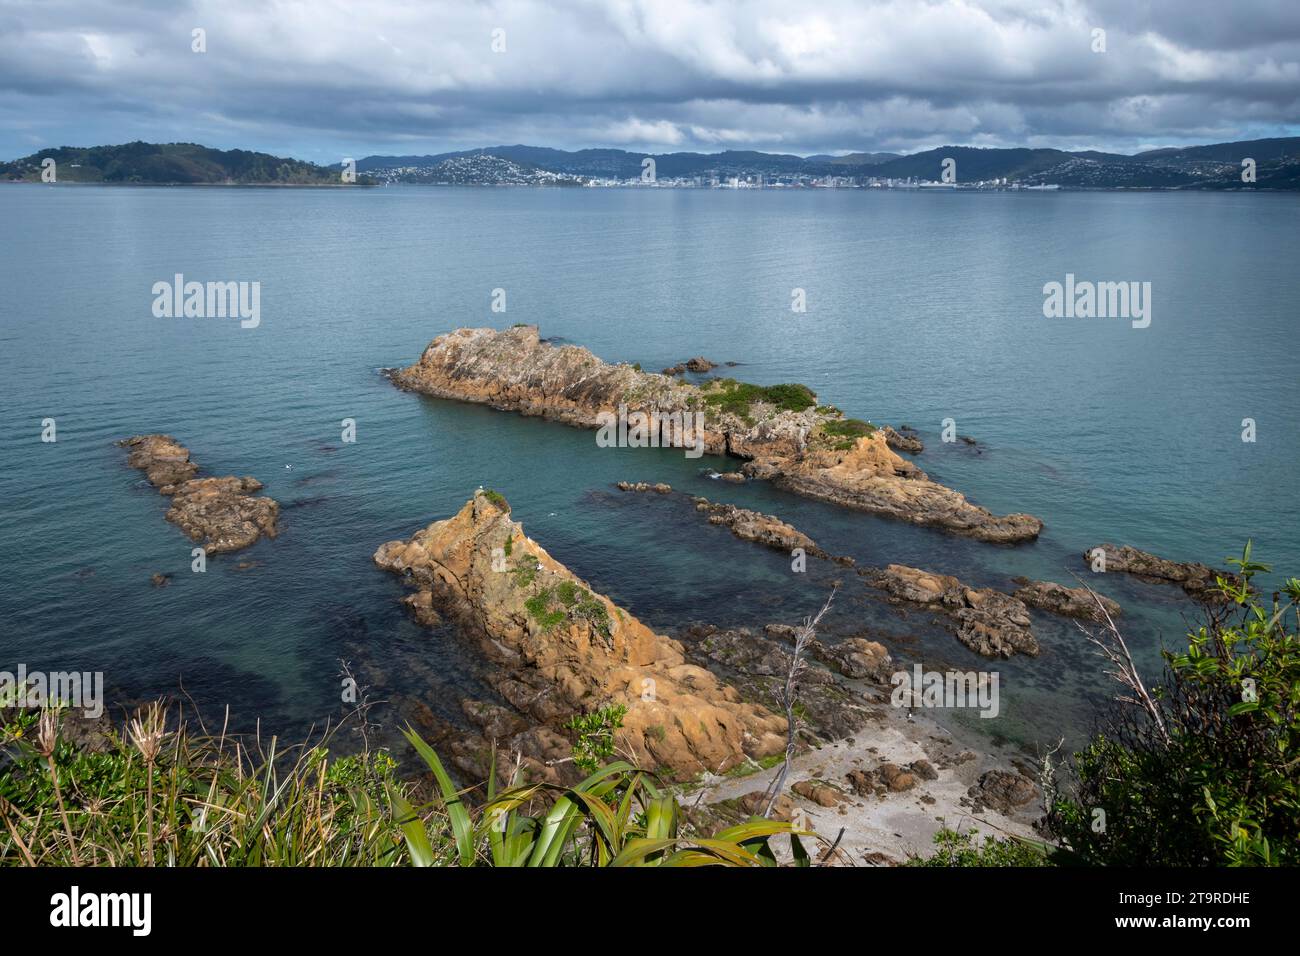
[
  {"left": 374, "top": 490, "right": 787, "bottom": 782},
  {"left": 387, "top": 326, "right": 1042, "bottom": 543}
]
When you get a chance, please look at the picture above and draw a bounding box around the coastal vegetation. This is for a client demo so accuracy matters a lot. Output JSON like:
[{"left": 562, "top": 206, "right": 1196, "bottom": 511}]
[
  {"left": 564, "top": 705, "right": 628, "bottom": 772},
  {"left": 908, "top": 828, "right": 1052, "bottom": 867},
  {"left": 1046, "top": 546, "right": 1299, "bottom": 866},
  {"left": 0, "top": 709, "right": 806, "bottom": 867},
  {"left": 701, "top": 378, "right": 818, "bottom": 422},
  {"left": 0, "top": 707, "right": 402, "bottom": 866},
  {"left": 817, "top": 417, "right": 877, "bottom": 451}
]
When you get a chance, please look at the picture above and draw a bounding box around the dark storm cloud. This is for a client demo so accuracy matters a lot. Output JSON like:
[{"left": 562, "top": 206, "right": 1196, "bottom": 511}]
[{"left": 1, "top": 0, "right": 1297, "bottom": 160}]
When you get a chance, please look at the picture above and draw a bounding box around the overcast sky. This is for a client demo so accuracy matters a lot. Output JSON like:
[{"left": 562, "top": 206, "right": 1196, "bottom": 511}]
[{"left": 2, "top": 0, "right": 1298, "bottom": 162}]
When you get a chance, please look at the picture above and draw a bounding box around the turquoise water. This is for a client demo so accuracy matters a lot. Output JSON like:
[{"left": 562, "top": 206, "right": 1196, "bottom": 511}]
[{"left": 2, "top": 185, "right": 1297, "bottom": 753}]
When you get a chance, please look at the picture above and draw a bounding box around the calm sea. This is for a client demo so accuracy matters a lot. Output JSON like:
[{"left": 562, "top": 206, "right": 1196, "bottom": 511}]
[{"left": 2, "top": 185, "right": 1297, "bottom": 753}]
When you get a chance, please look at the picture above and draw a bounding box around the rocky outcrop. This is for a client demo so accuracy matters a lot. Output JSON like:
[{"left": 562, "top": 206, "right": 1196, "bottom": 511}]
[
  {"left": 862, "top": 564, "right": 1038, "bottom": 658},
  {"left": 119, "top": 434, "right": 279, "bottom": 553},
  {"left": 690, "top": 498, "right": 822, "bottom": 556},
  {"left": 881, "top": 425, "right": 924, "bottom": 455},
  {"left": 662, "top": 356, "right": 717, "bottom": 375},
  {"left": 745, "top": 440, "right": 1041, "bottom": 544},
  {"left": 622, "top": 484, "right": 1037, "bottom": 659},
  {"left": 121, "top": 433, "right": 199, "bottom": 488},
  {"left": 615, "top": 481, "right": 672, "bottom": 494},
  {"left": 1012, "top": 578, "right": 1121, "bottom": 623},
  {"left": 1083, "top": 544, "right": 1239, "bottom": 602},
  {"left": 617, "top": 484, "right": 852, "bottom": 564},
  {"left": 388, "top": 326, "right": 1041, "bottom": 543},
  {"left": 374, "top": 491, "right": 786, "bottom": 781}
]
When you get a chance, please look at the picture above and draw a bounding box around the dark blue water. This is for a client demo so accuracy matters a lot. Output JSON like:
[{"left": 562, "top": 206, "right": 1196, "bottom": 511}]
[{"left": 2, "top": 185, "right": 1297, "bottom": 752}]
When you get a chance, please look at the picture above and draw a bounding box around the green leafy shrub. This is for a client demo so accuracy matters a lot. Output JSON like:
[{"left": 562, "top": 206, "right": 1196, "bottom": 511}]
[
  {"left": 510, "top": 554, "right": 539, "bottom": 587},
  {"left": 524, "top": 589, "right": 566, "bottom": 629},
  {"left": 565, "top": 705, "right": 628, "bottom": 772},
  {"left": 821, "top": 418, "right": 875, "bottom": 438},
  {"left": 908, "top": 828, "right": 1053, "bottom": 867},
  {"left": 523, "top": 581, "right": 613, "bottom": 641},
  {"left": 818, "top": 417, "right": 876, "bottom": 450},
  {"left": 479, "top": 489, "right": 510, "bottom": 511},
  {"left": 555, "top": 580, "right": 580, "bottom": 605},
  {"left": 1047, "top": 544, "right": 1300, "bottom": 866},
  {"left": 702, "top": 379, "right": 817, "bottom": 421}
]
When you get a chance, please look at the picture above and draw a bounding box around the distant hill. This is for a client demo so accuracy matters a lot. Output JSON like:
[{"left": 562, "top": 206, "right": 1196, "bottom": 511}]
[
  {"left": 0, "top": 142, "right": 374, "bottom": 185},
  {"left": 359, "top": 145, "right": 862, "bottom": 179},
  {"left": 359, "top": 137, "right": 1300, "bottom": 189},
  {"left": 817, "top": 151, "right": 902, "bottom": 165},
  {"left": 1134, "top": 137, "right": 1300, "bottom": 163}
]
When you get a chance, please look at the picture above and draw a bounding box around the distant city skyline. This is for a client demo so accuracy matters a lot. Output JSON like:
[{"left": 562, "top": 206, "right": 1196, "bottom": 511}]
[{"left": 2, "top": 0, "right": 1298, "bottom": 162}]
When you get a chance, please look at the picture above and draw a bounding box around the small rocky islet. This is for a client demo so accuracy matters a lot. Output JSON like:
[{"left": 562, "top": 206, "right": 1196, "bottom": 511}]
[
  {"left": 119, "top": 434, "right": 279, "bottom": 554},
  {"left": 386, "top": 324, "right": 1042, "bottom": 543}
]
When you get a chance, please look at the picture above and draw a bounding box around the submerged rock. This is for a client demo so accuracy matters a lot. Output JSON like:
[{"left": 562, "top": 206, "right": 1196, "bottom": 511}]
[
  {"left": 374, "top": 490, "right": 786, "bottom": 781},
  {"left": 688, "top": 623, "right": 881, "bottom": 742},
  {"left": 1012, "top": 577, "right": 1121, "bottom": 623},
  {"left": 1083, "top": 544, "right": 1240, "bottom": 602},
  {"left": 388, "top": 326, "right": 1041, "bottom": 542},
  {"left": 863, "top": 564, "right": 1038, "bottom": 658},
  {"left": 119, "top": 435, "right": 279, "bottom": 554}
]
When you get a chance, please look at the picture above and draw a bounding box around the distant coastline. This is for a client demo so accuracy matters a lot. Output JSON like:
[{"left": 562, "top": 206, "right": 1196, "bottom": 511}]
[{"left": 6, "top": 136, "right": 1299, "bottom": 189}]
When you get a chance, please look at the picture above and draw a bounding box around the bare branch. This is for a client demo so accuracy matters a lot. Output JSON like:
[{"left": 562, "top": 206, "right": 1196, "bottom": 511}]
[
  {"left": 1069, "top": 574, "right": 1170, "bottom": 746},
  {"left": 762, "top": 587, "right": 836, "bottom": 818}
]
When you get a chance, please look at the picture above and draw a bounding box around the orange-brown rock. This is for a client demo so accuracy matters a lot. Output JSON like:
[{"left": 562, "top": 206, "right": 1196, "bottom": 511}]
[
  {"left": 744, "top": 431, "right": 1041, "bottom": 544},
  {"left": 119, "top": 434, "right": 279, "bottom": 554},
  {"left": 120, "top": 434, "right": 199, "bottom": 489},
  {"left": 864, "top": 564, "right": 1038, "bottom": 658},
  {"left": 373, "top": 490, "right": 787, "bottom": 780},
  {"left": 388, "top": 326, "right": 1041, "bottom": 542}
]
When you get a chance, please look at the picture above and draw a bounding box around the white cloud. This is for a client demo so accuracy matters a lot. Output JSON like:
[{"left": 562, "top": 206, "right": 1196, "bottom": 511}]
[
  {"left": 0, "top": 0, "right": 1296, "bottom": 158},
  {"left": 601, "top": 118, "right": 685, "bottom": 145}
]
